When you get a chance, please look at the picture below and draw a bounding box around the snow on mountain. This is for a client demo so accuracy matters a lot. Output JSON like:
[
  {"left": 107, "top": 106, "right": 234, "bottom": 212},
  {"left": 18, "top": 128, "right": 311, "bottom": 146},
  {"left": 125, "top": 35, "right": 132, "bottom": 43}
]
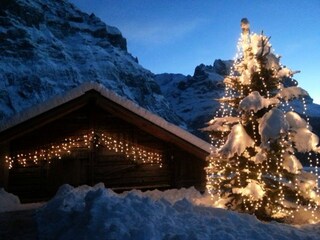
[
  {"left": 0, "top": 0, "right": 181, "bottom": 125},
  {"left": 0, "top": 0, "right": 318, "bottom": 140},
  {"left": 155, "top": 60, "right": 232, "bottom": 139},
  {"left": 156, "top": 60, "right": 320, "bottom": 138}
]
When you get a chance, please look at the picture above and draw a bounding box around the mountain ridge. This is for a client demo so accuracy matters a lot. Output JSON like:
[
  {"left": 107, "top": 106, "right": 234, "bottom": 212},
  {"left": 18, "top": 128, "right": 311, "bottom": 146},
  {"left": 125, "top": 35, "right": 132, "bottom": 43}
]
[
  {"left": 0, "top": 0, "right": 319, "bottom": 139},
  {"left": 155, "top": 60, "right": 320, "bottom": 138},
  {"left": 0, "top": 0, "right": 181, "bottom": 126}
]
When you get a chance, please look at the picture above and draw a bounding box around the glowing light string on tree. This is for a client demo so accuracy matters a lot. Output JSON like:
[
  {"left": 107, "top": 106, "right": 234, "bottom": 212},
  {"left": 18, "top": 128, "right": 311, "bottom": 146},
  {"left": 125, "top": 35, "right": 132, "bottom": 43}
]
[
  {"left": 204, "top": 18, "right": 320, "bottom": 222},
  {"left": 206, "top": 19, "right": 253, "bottom": 201}
]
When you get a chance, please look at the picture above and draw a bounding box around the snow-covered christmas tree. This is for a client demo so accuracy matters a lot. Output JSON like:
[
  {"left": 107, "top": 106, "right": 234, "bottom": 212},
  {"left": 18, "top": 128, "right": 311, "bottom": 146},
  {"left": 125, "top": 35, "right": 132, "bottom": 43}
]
[{"left": 204, "top": 18, "right": 320, "bottom": 222}]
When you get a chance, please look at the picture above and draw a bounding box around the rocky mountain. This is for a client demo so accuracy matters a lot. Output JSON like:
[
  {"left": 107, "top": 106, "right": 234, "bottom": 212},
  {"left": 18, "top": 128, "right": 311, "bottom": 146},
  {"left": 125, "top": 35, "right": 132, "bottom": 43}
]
[
  {"left": 155, "top": 60, "right": 232, "bottom": 139},
  {"left": 155, "top": 60, "right": 320, "bottom": 138},
  {"left": 0, "top": 0, "right": 181, "bottom": 125},
  {"left": 0, "top": 0, "right": 319, "bottom": 141}
]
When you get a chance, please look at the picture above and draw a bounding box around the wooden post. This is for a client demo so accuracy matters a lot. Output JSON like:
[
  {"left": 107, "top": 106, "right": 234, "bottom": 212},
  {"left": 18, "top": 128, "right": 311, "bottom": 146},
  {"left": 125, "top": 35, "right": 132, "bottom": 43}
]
[
  {"left": 87, "top": 95, "right": 98, "bottom": 186},
  {"left": 0, "top": 143, "right": 9, "bottom": 189}
]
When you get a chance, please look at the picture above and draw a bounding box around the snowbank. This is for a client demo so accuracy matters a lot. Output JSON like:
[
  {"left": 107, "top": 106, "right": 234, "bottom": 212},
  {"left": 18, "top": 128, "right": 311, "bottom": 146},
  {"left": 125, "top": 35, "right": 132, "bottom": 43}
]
[
  {"left": 0, "top": 188, "right": 43, "bottom": 213},
  {"left": 0, "top": 188, "right": 20, "bottom": 213},
  {"left": 36, "top": 184, "right": 320, "bottom": 240}
]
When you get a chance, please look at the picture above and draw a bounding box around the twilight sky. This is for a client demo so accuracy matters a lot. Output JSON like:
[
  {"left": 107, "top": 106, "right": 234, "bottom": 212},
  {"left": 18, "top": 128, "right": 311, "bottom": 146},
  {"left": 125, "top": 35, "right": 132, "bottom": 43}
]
[{"left": 69, "top": 0, "right": 320, "bottom": 104}]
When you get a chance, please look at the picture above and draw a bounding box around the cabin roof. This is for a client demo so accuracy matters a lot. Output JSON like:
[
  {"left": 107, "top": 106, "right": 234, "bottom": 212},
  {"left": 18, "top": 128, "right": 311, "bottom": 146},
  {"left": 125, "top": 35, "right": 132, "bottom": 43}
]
[{"left": 0, "top": 82, "right": 211, "bottom": 156}]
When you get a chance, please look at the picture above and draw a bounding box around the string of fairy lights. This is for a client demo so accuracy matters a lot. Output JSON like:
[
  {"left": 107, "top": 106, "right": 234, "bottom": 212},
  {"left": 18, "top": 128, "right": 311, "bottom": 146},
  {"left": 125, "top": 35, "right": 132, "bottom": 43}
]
[
  {"left": 277, "top": 72, "right": 320, "bottom": 219},
  {"left": 206, "top": 26, "right": 320, "bottom": 221},
  {"left": 206, "top": 32, "right": 247, "bottom": 203},
  {"left": 4, "top": 130, "right": 163, "bottom": 169}
]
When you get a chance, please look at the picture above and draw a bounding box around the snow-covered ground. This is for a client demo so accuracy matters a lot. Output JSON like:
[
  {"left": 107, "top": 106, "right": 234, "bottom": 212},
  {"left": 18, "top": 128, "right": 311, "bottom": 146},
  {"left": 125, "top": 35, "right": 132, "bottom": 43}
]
[{"left": 2, "top": 184, "right": 320, "bottom": 239}]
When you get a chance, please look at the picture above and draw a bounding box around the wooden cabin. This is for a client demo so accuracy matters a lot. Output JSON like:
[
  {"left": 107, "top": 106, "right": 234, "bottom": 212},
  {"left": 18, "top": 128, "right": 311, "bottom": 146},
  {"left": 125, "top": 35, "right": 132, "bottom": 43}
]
[{"left": 0, "top": 82, "right": 210, "bottom": 202}]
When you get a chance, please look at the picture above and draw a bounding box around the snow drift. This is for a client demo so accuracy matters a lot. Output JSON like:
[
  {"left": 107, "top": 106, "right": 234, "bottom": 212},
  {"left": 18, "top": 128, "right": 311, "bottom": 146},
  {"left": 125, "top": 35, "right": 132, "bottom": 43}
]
[
  {"left": 0, "top": 188, "right": 21, "bottom": 213},
  {"left": 35, "top": 184, "right": 320, "bottom": 240}
]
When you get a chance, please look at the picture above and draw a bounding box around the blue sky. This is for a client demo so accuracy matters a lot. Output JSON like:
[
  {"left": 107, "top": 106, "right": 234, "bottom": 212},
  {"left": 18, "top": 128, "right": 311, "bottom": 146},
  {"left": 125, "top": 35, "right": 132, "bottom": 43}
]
[{"left": 70, "top": 0, "right": 320, "bottom": 104}]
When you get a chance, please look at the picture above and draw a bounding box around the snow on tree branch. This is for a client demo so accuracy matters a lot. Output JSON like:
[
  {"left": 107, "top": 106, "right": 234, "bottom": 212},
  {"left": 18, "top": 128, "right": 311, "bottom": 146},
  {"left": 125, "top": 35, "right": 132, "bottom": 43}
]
[
  {"left": 233, "top": 180, "right": 265, "bottom": 201},
  {"left": 276, "top": 68, "right": 301, "bottom": 78},
  {"left": 239, "top": 91, "right": 279, "bottom": 112},
  {"left": 283, "top": 153, "right": 302, "bottom": 174},
  {"left": 250, "top": 147, "right": 267, "bottom": 164},
  {"left": 278, "top": 86, "right": 309, "bottom": 101},
  {"left": 219, "top": 124, "right": 255, "bottom": 158},
  {"left": 202, "top": 117, "right": 240, "bottom": 132},
  {"left": 292, "top": 128, "right": 320, "bottom": 153},
  {"left": 265, "top": 53, "right": 281, "bottom": 71},
  {"left": 286, "top": 111, "right": 308, "bottom": 130},
  {"left": 250, "top": 34, "right": 271, "bottom": 58},
  {"left": 259, "top": 108, "right": 289, "bottom": 148}
]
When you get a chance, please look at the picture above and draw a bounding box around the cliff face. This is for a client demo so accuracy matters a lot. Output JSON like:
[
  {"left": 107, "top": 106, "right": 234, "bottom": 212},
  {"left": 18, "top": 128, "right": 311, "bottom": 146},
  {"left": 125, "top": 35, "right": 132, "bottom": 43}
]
[
  {"left": 156, "top": 59, "right": 320, "bottom": 138},
  {"left": 155, "top": 60, "right": 232, "bottom": 138},
  {"left": 0, "top": 0, "right": 181, "bottom": 125},
  {"left": 1, "top": 0, "right": 319, "bottom": 138}
]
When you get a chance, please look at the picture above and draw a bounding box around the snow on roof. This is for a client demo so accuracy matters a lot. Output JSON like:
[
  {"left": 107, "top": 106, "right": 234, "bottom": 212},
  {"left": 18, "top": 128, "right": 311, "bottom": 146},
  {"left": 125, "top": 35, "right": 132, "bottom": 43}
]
[{"left": 0, "top": 81, "right": 211, "bottom": 154}]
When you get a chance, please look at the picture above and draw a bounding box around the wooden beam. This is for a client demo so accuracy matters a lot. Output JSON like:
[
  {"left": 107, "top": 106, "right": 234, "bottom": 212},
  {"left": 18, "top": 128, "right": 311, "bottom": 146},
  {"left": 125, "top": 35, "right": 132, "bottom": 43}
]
[
  {"left": 0, "top": 92, "right": 97, "bottom": 143},
  {"left": 95, "top": 96, "right": 209, "bottom": 159},
  {"left": 0, "top": 90, "right": 209, "bottom": 160}
]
